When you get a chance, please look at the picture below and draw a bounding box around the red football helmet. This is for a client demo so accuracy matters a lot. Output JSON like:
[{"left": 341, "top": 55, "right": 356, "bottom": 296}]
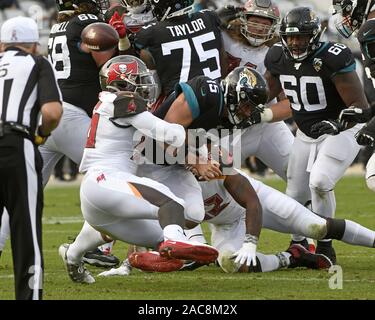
[
  {"left": 99, "top": 55, "right": 158, "bottom": 104},
  {"left": 240, "top": 0, "right": 280, "bottom": 46}
]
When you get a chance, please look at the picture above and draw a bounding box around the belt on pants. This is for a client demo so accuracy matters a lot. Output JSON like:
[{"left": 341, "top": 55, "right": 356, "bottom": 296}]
[{"left": 0, "top": 120, "right": 31, "bottom": 139}]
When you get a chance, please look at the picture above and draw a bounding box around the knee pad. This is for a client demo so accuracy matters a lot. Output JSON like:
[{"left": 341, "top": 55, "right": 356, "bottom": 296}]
[
  {"left": 366, "top": 176, "right": 375, "bottom": 193},
  {"left": 309, "top": 172, "right": 335, "bottom": 193}
]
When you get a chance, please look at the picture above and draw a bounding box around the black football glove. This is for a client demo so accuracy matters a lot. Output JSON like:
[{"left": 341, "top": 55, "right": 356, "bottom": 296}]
[
  {"left": 216, "top": 5, "right": 244, "bottom": 29},
  {"left": 355, "top": 117, "right": 375, "bottom": 146},
  {"left": 310, "top": 120, "right": 343, "bottom": 139},
  {"left": 246, "top": 104, "right": 265, "bottom": 127},
  {"left": 339, "top": 107, "right": 373, "bottom": 128}
]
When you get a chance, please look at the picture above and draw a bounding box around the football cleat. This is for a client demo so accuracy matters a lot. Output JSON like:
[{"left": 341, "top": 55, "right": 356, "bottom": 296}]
[
  {"left": 83, "top": 248, "right": 120, "bottom": 268},
  {"left": 98, "top": 258, "right": 132, "bottom": 277},
  {"left": 158, "top": 240, "right": 218, "bottom": 264},
  {"left": 59, "top": 243, "right": 95, "bottom": 284},
  {"left": 316, "top": 240, "right": 337, "bottom": 264},
  {"left": 287, "top": 244, "right": 332, "bottom": 270},
  {"left": 129, "top": 251, "right": 183, "bottom": 272}
]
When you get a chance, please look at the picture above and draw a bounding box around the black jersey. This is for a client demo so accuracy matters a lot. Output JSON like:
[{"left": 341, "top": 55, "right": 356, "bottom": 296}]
[
  {"left": 154, "top": 75, "right": 224, "bottom": 130},
  {"left": 48, "top": 13, "right": 102, "bottom": 116},
  {"left": 135, "top": 10, "right": 223, "bottom": 96},
  {"left": 265, "top": 42, "right": 356, "bottom": 138}
]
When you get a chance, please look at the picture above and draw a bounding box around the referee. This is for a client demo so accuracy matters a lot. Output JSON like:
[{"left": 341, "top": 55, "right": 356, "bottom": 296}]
[{"left": 0, "top": 17, "right": 63, "bottom": 300}]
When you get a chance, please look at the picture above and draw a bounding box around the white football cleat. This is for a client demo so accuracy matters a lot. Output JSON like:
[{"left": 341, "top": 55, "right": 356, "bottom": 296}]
[
  {"left": 98, "top": 259, "right": 132, "bottom": 277},
  {"left": 59, "top": 243, "right": 95, "bottom": 284}
]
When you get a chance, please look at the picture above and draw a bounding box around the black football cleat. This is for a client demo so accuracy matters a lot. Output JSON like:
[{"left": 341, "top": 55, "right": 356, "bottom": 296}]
[
  {"left": 316, "top": 240, "right": 337, "bottom": 264},
  {"left": 287, "top": 244, "right": 333, "bottom": 270},
  {"left": 83, "top": 248, "right": 120, "bottom": 268}
]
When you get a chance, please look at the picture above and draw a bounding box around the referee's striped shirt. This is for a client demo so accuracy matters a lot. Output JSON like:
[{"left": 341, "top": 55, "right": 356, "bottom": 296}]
[{"left": 0, "top": 47, "right": 62, "bottom": 135}]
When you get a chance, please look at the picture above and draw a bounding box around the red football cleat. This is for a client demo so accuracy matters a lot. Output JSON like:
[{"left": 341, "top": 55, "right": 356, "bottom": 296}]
[
  {"left": 129, "top": 251, "right": 183, "bottom": 272},
  {"left": 287, "top": 244, "right": 332, "bottom": 270},
  {"left": 158, "top": 240, "right": 218, "bottom": 264}
]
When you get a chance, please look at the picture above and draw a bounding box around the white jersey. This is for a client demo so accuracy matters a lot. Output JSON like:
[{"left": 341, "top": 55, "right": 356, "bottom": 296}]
[
  {"left": 79, "top": 91, "right": 185, "bottom": 174},
  {"left": 124, "top": 9, "right": 155, "bottom": 33},
  {"left": 200, "top": 171, "right": 262, "bottom": 225},
  {"left": 222, "top": 31, "right": 269, "bottom": 75}
]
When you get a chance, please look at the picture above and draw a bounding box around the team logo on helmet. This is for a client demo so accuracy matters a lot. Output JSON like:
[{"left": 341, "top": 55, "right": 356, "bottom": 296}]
[
  {"left": 107, "top": 61, "right": 139, "bottom": 85},
  {"left": 239, "top": 69, "right": 257, "bottom": 89}
]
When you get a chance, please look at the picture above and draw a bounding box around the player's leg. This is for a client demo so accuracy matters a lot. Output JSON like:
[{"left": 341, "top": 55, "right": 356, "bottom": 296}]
[
  {"left": 365, "top": 152, "right": 375, "bottom": 192},
  {"left": 309, "top": 127, "right": 361, "bottom": 260},
  {"left": 0, "top": 209, "right": 9, "bottom": 256},
  {"left": 254, "top": 121, "right": 294, "bottom": 181},
  {"left": 285, "top": 134, "right": 313, "bottom": 245}
]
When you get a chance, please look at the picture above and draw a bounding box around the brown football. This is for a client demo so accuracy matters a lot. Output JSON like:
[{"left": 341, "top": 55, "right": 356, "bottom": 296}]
[{"left": 81, "top": 22, "right": 119, "bottom": 51}]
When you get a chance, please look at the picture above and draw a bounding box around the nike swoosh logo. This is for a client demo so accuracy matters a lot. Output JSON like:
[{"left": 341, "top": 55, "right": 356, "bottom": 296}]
[{"left": 363, "top": 29, "right": 372, "bottom": 37}]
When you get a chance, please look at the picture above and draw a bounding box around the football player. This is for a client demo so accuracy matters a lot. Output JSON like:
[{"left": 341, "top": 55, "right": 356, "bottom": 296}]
[
  {"left": 134, "top": 0, "right": 227, "bottom": 104},
  {"left": 332, "top": 0, "right": 375, "bottom": 192},
  {"left": 137, "top": 66, "right": 269, "bottom": 237},
  {"left": 256, "top": 7, "right": 369, "bottom": 263},
  {"left": 58, "top": 55, "right": 219, "bottom": 283}
]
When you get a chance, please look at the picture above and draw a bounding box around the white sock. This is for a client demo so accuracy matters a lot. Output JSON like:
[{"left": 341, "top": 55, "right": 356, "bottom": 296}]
[
  {"left": 67, "top": 221, "right": 106, "bottom": 264},
  {"left": 0, "top": 211, "right": 10, "bottom": 251},
  {"left": 341, "top": 219, "right": 375, "bottom": 248},
  {"left": 184, "top": 224, "right": 207, "bottom": 244},
  {"left": 291, "top": 235, "right": 306, "bottom": 242},
  {"left": 256, "top": 252, "right": 286, "bottom": 272},
  {"left": 163, "top": 224, "right": 186, "bottom": 241}
]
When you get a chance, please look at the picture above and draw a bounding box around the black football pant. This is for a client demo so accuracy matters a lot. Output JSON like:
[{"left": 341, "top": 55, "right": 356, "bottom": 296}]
[{"left": 0, "top": 135, "right": 44, "bottom": 300}]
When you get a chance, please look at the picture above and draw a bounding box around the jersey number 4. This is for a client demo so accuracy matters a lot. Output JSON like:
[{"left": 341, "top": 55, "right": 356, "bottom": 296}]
[
  {"left": 161, "top": 32, "right": 221, "bottom": 83},
  {"left": 280, "top": 75, "right": 327, "bottom": 112}
]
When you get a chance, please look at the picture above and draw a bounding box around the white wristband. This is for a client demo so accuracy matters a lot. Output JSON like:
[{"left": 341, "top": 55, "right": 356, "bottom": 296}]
[
  {"left": 118, "top": 37, "right": 130, "bottom": 51},
  {"left": 260, "top": 108, "right": 273, "bottom": 123}
]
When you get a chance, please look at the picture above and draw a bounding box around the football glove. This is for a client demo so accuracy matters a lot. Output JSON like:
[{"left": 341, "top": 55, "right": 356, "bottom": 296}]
[
  {"left": 355, "top": 117, "right": 375, "bottom": 146},
  {"left": 231, "top": 234, "right": 258, "bottom": 267},
  {"left": 339, "top": 107, "right": 373, "bottom": 128},
  {"left": 109, "top": 11, "right": 127, "bottom": 38},
  {"left": 216, "top": 5, "right": 244, "bottom": 29},
  {"left": 310, "top": 120, "right": 342, "bottom": 138}
]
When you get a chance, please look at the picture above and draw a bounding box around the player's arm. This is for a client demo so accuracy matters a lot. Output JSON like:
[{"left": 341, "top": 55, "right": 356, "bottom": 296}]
[
  {"left": 223, "top": 173, "right": 262, "bottom": 239},
  {"left": 223, "top": 173, "right": 262, "bottom": 267}
]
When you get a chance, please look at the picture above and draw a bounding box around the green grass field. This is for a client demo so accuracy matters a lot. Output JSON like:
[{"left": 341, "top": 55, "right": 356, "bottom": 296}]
[{"left": 1, "top": 175, "right": 375, "bottom": 300}]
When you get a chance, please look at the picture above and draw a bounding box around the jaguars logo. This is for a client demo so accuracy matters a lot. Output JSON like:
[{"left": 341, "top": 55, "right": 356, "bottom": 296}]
[{"left": 239, "top": 69, "right": 257, "bottom": 89}]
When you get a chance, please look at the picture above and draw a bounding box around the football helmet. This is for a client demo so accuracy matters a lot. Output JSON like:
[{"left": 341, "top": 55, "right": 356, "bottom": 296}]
[
  {"left": 99, "top": 55, "right": 158, "bottom": 105},
  {"left": 332, "top": 0, "right": 372, "bottom": 38},
  {"left": 240, "top": 0, "right": 280, "bottom": 47},
  {"left": 121, "top": 0, "right": 150, "bottom": 13},
  {"left": 150, "top": 0, "right": 195, "bottom": 21},
  {"left": 279, "top": 7, "right": 323, "bottom": 61},
  {"left": 358, "top": 18, "right": 375, "bottom": 60},
  {"left": 55, "top": 0, "right": 110, "bottom": 14},
  {"left": 221, "top": 67, "right": 269, "bottom": 129}
]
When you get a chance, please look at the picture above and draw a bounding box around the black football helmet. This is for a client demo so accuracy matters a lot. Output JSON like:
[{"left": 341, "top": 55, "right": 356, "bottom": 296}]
[
  {"left": 150, "top": 0, "right": 195, "bottom": 21},
  {"left": 332, "top": 0, "right": 372, "bottom": 38},
  {"left": 358, "top": 19, "right": 375, "bottom": 68},
  {"left": 221, "top": 67, "right": 269, "bottom": 129},
  {"left": 55, "top": 0, "right": 109, "bottom": 14},
  {"left": 99, "top": 55, "right": 158, "bottom": 105},
  {"left": 279, "top": 7, "right": 323, "bottom": 61}
]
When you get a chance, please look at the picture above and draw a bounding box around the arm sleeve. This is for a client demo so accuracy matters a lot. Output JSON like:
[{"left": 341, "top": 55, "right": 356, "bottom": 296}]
[
  {"left": 37, "top": 56, "right": 62, "bottom": 105},
  {"left": 115, "top": 111, "right": 186, "bottom": 147}
]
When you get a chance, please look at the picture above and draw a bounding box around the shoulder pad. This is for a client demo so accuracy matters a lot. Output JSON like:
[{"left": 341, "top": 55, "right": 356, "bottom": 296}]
[
  {"left": 111, "top": 92, "right": 148, "bottom": 119},
  {"left": 321, "top": 42, "right": 355, "bottom": 75}
]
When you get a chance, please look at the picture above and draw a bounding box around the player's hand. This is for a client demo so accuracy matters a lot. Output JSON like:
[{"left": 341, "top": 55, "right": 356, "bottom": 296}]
[
  {"left": 193, "top": 161, "right": 222, "bottom": 181},
  {"left": 355, "top": 117, "right": 375, "bottom": 146},
  {"left": 339, "top": 107, "right": 372, "bottom": 128},
  {"left": 245, "top": 104, "right": 265, "bottom": 128},
  {"left": 108, "top": 11, "right": 127, "bottom": 38},
  {"left": 231, "top": 240, "right": 257, "bottom": 267},
  {"left": 310, "top": 120, "right": 342, "bottom": 138},
  {"left": 216, "top": 5, "right": 244, "bottom": 29}
]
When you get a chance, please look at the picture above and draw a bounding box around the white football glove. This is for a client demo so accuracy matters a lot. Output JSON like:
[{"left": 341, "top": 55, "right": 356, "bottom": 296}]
[{"left": 231, "top": 242, "right": 257, "bottom": 267}]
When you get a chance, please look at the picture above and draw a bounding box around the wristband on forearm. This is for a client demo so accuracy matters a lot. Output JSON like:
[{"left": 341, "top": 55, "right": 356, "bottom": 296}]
[
  {"left": 260, "top": 108, "right": 273, "bottom": 123},
  {"left": 244, "top": 234, "right": 258, "bottom": 245},
  {"left": 118, "top": 37, "right": 130, "bottom": 51}
]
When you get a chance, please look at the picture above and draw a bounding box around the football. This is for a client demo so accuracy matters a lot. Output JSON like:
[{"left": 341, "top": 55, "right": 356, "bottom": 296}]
[{"left": 81, "top": 22, "right": 119, "bottom": 51}]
